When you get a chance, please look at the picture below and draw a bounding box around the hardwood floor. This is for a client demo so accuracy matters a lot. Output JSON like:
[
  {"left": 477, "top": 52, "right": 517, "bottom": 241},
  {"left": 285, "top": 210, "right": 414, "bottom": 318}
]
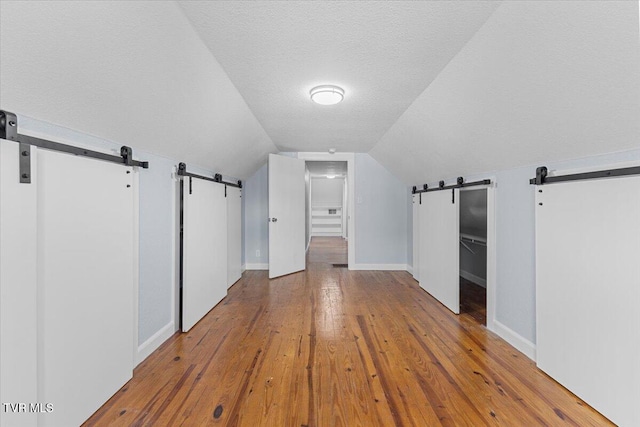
[
  {"left": 460, "top": 277, "right": 487, "bottom": 326},
  {"left": 84, "top": 237, "right": 612, "bottom": 426},
  {"left": 307, "top": 236, "right": 347, "bottom": 265}
]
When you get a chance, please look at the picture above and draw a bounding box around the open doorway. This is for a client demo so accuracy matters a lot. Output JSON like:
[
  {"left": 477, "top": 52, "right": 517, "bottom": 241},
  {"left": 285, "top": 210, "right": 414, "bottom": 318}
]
[
  {"left": 305, "top": 161, "right": 348, "bottom": 266},
  {"left": 459, "top": 189, "right": 487, "bottom": 325}
]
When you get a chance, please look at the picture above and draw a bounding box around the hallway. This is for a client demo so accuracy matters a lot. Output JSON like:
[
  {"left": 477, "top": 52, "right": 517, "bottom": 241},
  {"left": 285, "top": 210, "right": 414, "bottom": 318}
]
[
  {"left": 85, "top": 238, "right": 610, "bottom": 426},
  {"left": 306, "top": 236, "right": 347, "bottom": 266}
]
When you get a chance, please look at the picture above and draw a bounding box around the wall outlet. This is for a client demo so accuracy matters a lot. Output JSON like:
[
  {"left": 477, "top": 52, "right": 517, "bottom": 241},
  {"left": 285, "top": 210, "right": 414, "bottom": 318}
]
[{"left": 256, "top": 250, "right": 260, "bottom": 258}]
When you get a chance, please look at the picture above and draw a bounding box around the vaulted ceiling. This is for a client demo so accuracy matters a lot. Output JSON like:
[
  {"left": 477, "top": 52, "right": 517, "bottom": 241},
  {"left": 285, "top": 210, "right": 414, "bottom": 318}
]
[
  {"left": 177, "top": 0, "right": 639, "bottom": 184},
  {"left": 177, "top": 1, "right": 500, "bottom": 154},
  {"left": 1, "top": 1, "right": 637, "bottom": 182}
]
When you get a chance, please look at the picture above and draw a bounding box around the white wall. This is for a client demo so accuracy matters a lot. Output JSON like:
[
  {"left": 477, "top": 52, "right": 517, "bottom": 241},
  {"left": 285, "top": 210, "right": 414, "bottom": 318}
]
[
  {"left": 354, "top": 154, "right": 408, "bottom": 267},
  {"left": 311, "top": 177, "right": 344, "bottom": 207},
  {"left": 243, "top": 153, "right": 409, "bottom": 269},
  {"left": 0, "top": 0, "right": 277, "bottom": 179}
]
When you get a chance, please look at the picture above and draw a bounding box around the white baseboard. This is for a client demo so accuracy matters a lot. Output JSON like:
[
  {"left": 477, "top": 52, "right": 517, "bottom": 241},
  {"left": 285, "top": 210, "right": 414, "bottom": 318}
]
[
  {"left": 245, "top": 263, "right": 269, "bottom": 270},
  {"left": 406, "top": 264, "right": 414, "bottom": 275},
  {"left": 460, "top": 270, "right": 487, "bottom": 288},
  {"left": 350, "top": 263, "right": 409, "bottom": 271},
  {"left": 241, "top": 264, "right": 246, "bottom": 273},
  {"left": 136, "top": 321, "right": 175, "bottom": 366},
  {"left": 490, "top": 320, "right": 536, "bottom": 361}
]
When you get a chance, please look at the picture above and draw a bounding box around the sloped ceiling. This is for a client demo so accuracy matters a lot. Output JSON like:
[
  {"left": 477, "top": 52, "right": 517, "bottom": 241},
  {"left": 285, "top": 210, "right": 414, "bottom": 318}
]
[
  {"left": 0, "top": 1, "right": 277, "bottom": 179},
  {"left": 177, "top": 1, "right": 501, "bottom": 153},
  {"left": 370, "top": 1, "right": 640, "bottom": 185},
  {"left": 2, "top": 2, "right": 637, "bottom": 182}
]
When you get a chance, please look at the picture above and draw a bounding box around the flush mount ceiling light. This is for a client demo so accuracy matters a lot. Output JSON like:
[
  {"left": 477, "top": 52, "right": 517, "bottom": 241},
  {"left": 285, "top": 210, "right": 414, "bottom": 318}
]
[{"left": 310, "top": 85, "right": 344, "bottom": 105}]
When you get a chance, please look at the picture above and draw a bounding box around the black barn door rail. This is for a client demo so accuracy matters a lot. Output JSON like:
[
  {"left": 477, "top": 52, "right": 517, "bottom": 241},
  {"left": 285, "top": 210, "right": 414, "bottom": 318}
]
[
  {"left": 177, "top": 162, "right": 242, "bottom": 189},
  {"left": 412, "top": 176, "right": 491, "bottom": 194},
  {"left": 529, "top": 165, "right": 640, "bottom": 185},
  {"left": 1, "top": 110, "right": 149, "bottom": 184}
]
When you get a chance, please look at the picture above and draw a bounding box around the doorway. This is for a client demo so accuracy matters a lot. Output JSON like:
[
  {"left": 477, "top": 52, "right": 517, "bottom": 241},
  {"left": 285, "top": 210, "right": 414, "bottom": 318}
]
[
  {"left": 305, "top": 160, "right": 348, "bottom": 266},
  {"left": 459, "top": 189, "right": 487, "bottom": 325},
  {"left": 298, "top": 152, "right": 355, "bottom": 269}
]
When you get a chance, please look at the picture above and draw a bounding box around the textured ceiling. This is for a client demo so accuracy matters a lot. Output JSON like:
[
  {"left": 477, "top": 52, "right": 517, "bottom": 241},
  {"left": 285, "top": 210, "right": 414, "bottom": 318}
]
[
  {"left": 177, "top": 1, "right": 501, "bottom": 153},
  {"left": 3, "top": 1, "right": 635, "bottom": 183},
  {"left": 0, "top": 1, "right": 277, "bottom": 180},
  {"left": 370, "top": 0, "right": 640, "bottom": 185}
]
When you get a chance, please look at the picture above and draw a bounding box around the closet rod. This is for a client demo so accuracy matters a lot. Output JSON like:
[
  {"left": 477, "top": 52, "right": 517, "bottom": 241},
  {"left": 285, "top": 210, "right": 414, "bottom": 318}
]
[
  {"left": 1, "top": 110, "right": 149, "bottom": 184},
  {"left": 177, "top": 162, "right": 242, "bottom": 188},
  {"left": 460, "top": 234, "right": 487, "bottom": 246},
  {"left": 412, "top": 177, "right": 491, "bottom": 194},
  {"left": 529, "top": 165, "right": 640, "bottom": 186}
]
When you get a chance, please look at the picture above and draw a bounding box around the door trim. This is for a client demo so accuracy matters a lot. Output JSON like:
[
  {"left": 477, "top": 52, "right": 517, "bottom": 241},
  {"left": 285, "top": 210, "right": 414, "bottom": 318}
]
[
  {"left": 298, "top": 152, "right": 355, "bottom": 270},
  {"left": 459, "top": 181, "right": 496, "bottom": 333}
]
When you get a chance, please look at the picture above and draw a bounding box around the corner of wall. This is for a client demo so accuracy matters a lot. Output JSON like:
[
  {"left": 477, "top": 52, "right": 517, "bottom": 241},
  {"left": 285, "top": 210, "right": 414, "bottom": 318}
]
[
  {"left": 135, "top": 321, "right": 177, "bottom": 367},
  {"left": 488, "top": 320, "right": 536, "bottom": 362}
]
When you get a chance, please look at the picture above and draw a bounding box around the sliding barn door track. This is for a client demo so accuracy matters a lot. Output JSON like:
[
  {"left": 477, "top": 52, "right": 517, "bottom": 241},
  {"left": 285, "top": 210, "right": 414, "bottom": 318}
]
[{"left": 1, "top": 110, "right": 149, "bottom": 184}]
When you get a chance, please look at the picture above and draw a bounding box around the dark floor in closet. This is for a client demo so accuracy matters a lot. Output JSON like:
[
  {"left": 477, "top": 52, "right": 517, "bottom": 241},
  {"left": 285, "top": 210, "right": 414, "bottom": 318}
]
[{"left": 460, "top": 277, "right": 486, "bottom": 325}]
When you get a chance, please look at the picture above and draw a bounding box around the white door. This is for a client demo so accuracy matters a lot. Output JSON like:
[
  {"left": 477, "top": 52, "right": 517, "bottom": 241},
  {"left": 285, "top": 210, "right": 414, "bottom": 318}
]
[
  {"left": 182, "top": 177, "right": 227, "bottom": 332},
  {"left": 536, "top": 175, "right": 640, "bottom": 426},
  {"left": 412, "top": 193, "right": 420, "bottom": 281},
  {"left": 268, "top": 154, "right": 305, "bottom": 279},
  {"left": 227, "top": 185, "right": 242, "bottom": 288},
  {"left": 1, "top": 140, "right": 137, "bottom": 427},
  {"left": 38, "top": 149, "right": 136, "bottom": 427},
  {"left": 1, "top": 139, "right": 38, "bottom": 427},
  {"left": 419, "top": 189, "right": 460, "bottom": 314}
]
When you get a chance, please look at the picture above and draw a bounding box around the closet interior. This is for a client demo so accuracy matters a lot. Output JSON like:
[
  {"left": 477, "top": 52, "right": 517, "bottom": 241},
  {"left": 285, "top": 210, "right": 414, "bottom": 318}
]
[{"left": 459, "top": 189, "right": 487, "bottom": 325}]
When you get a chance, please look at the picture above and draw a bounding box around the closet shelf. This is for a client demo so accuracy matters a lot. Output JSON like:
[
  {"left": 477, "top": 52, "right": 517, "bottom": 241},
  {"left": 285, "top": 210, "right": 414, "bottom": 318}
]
[
  {"left": 460, "top": 233, "right": 487, "bottom": 245},
  {"left": 311, "top": 204, "right": 343, "bottom": 237}
]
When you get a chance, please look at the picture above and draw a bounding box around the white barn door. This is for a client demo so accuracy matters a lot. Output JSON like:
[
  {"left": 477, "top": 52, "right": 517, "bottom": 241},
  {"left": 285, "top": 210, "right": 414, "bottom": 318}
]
[
  {"left": 536, "top": 174, "right": 640, "bottom": 426},
  {"left": 1, "top": 139, "right": 38, "bottom": 427},
  {"left": 182, "top": 177, "right": 227, "bottom": 332},
  {"left": 227, "top": 185, "right": 242, "bottom": 288},
  {"left": 268, "top": 154, "right": 305, "bottom": 279},
  {"left": 38, "top": 149, "right": 136, "bottom": 427},
  {"left": 1, "top": 139, "right": 136, "bottom": 427},
  {"left": 419, "top": 189, "right": 460, "bottom": 314}
]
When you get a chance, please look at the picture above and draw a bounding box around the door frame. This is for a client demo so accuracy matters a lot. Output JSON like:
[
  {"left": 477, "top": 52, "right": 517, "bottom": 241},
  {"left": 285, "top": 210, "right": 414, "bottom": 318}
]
[
  {"left": 298, "top": 152, "right": 355, "bottom": 269},
  {"left": 459, "top": 180, "right": 496, "bottom": 332}
]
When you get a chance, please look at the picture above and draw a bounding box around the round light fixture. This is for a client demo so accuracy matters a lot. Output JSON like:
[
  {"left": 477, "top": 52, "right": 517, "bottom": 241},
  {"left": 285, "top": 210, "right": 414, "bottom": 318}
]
[{"left": 310, "top": 85, "right": 344, "bottom": 105}]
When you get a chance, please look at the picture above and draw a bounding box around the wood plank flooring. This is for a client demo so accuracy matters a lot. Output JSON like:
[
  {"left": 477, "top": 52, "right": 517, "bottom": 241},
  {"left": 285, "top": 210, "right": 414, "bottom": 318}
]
[
  {"left": 84, "top": 237, "right": 612, "bottom": 426},
  {"left": 460, "top": 277, "right": 487, "bottom": 326}
]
